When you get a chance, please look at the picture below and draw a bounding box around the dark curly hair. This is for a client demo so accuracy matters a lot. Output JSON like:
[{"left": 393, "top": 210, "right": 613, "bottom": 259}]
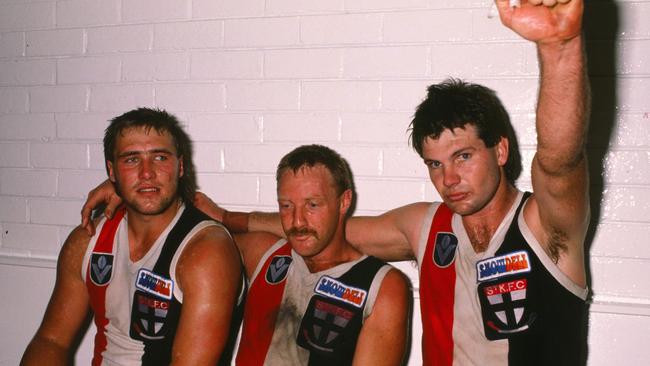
[{"left": 409, "top": 78, "right": 522, "bottom": 184}]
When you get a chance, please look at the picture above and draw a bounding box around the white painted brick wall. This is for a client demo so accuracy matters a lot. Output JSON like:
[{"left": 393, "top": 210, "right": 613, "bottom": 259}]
[
  {"left": 56, "top": 0, "right": 120, "bottom": 27},
  {"left": 0, "top": 1, "right": 648, "bottom": 365},
  {"left": 25, "top": 29, "right": 83, "bottom": 57},
  {"left": 0, "top": 32, "right": 24, "bottom": 58}
]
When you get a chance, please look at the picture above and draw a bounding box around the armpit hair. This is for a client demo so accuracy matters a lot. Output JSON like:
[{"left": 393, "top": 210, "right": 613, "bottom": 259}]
[{"left": 547, "top": 227, "right": 569, "bottom": 264}]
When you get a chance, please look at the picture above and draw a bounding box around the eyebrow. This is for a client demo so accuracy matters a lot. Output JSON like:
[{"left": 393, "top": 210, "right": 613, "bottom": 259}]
[
  {"left": 451, "top": 146, "right": 476, "bottom": 157},
  {"left": 117, "top": 148, "right": 175, "bottom": 158}
]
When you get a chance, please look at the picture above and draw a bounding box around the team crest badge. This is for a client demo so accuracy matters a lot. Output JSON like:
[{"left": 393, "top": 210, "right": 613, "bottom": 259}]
[
  {"left": 90, "top": 253, "right": 114, "bottom": 286},
  {"left": 130, "top": 292, "right": 172, "bottom": 340},
  {"left": 265, "top": 255, "right": 292, "bottom": 284},
  {"left": 433, "top": 232, "right": 458, "bottom": 268},
  {"left": 478, "top": 277, "right": 536, "bottom": 339},
  {"left": 297, "top": 298, "right": 357, "bottom": 354}
]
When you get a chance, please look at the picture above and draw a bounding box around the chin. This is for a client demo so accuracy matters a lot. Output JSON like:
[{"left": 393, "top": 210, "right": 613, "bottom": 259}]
[{"left": 445, "top": 201, "right": 478, "bottom": 216}]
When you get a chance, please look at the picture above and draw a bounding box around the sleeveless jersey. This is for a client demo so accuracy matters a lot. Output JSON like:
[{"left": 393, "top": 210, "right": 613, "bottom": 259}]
[
  {"left": 81, "top": 203, "right": 244, "bottom": 366},
  {"left": 417, "top": 191, "right": 588, "bottom": 366},
  {"left": 236, "top": 239, "right": 392, "bottom": 366}
]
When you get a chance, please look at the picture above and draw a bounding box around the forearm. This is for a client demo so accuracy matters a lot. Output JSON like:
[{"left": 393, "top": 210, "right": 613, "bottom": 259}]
[
  {"left": 21, "top": 337, "right": 70, "bottom": 366},
  {"left": 248, "top": 211, "right": 285, "bottom": 237},
  {"left": 536, "top": 34, "right": 590, "bottom": 172}
]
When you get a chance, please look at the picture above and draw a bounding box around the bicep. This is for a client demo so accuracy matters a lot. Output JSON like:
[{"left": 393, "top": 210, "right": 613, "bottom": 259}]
[
  {"left": 23, "top": 228, "right": 92, "bottom": 364},
  {"left": 352, "top": 269, "right": 411, "bottom": 366},
  {"left": 530, "top": 154, "right": 590, "bottom": 237},
  {"left": 171, "top": 231, "right": 242, "bottom": 365}
]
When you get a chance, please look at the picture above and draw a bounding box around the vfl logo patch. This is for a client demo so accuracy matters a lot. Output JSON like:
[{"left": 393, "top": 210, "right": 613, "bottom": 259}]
[
  {"left": 90, "top": 253, "right": 114, "bottom": 286},
  {"left": 131, "top": 293, "right": 170, "bottom": 340},
  {"left": 314, "top": 276, "right": 367, "bottom": 308},
  {"left": 135, "top": 269, "right": 173, "bottom": 300},
  {"left": 476, "top": 250, "right": 531, "bottom": 282},
  {"left": 433, "top": 232, "right": 458, "bottom": 268},
  {"left": 265, "top": 255, "right": 292, "bottom": 284}
]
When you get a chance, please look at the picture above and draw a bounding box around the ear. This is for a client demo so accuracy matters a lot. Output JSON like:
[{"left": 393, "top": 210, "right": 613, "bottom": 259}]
[
  {"left": 496, "top": 136, "right": 509, "bottom": 167},
  {"left": 107, "top": 161, "right": 117, "bottom": 183},
  {"left": 339, "top": 189, "right": 352, "bottom": 215},
  {"left": 178, "top": 155, "right": 184, "bottom": 178}
]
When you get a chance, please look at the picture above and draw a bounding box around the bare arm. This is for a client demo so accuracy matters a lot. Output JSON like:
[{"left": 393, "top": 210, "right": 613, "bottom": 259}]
[
  {"left": 199, "top": 192, "right": 427, "bottom": 262},
  {"left": 497, "top": 0, "right": 590, "bottom": 284},
  {"left": 21, "top": 227, "right": 92, "bottom": 365},
  {"left": 170, "top": 226, "right": 243, "bottom": 365},
  {"left": 352, "top": 269, "right": 411, "bottom": 366},
  {"left": 346, "top": 202, "right": 431, "bottom": 261},
  {"left": 233, "top": 231, "right": 281, "bottom": 279},
  {"left": 193, "top": 191, "right": 285, "bottom": 236}
]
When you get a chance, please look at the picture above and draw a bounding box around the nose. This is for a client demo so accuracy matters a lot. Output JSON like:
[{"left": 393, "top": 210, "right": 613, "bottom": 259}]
[
  {"left": 139, "top": 157, "right": 155, "bottom": 180},
  {"left": 442, "top": 165, "right": 460, "bottom": 188},
  {"left": 292, "top": 206, "right": 305, "bottom": 228}
]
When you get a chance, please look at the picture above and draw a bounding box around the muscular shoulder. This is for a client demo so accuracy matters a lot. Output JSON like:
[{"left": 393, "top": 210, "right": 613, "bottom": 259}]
[
  {"left": 179, "top": 224, "right": 239, "bottom": 268},
  {"left": 58, "top": 225, "right": 93, "bottom": 277},
  {"left": 376, "top": 268, "right": 410, "bottom": 302},
  {"left": 175, "top": 224, "right": 242, "bottom": 293}
]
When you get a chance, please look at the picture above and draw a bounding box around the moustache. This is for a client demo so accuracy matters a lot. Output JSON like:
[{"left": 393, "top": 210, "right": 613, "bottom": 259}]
[{"left": 287, "top": 227, "right": 318, "bottom": 239}]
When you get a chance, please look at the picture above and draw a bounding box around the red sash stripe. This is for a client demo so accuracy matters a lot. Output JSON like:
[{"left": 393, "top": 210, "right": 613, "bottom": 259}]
[
  {"left": 419, "top": 204, "right": 456, "bottom": 366},
  {"left": 85, "top": 209, "right": 126, "bottom": 366},
  {"left": 236, "top": 242, "right": 292, "bottom": 366}
]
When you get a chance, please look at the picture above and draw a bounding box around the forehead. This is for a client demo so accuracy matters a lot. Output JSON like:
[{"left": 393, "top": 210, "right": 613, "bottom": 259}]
[
  {"left": 114, "top": 126, "right": 176, "bottom": 151},
  {"left": 277, "top": 165, "right": 337, "bottom": 197},
  {"left": 422, "top": 125, "right": 483, "bottom": 156}
]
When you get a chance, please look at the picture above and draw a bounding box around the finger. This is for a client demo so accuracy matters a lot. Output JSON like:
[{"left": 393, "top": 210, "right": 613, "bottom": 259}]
[
  {"left": 81, "top": 203, "right": 92, "bottom": 228},
  {"left": 529, "top": 0, "right": 544, "bottom": 5},
  {"left": 543, "top": 0, "right": 557, "bottom": 7},
  {"left": 86, "top": 220, "right": 96, "bottom": 237},
  {"left": 105, "top": 194, "right": 123, "bottom": 219}
]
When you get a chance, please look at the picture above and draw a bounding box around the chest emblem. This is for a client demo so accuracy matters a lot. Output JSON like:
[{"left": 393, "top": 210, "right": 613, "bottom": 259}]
[
  {"left": 90, "top": 253, "right": 114, "bottom": 286},
  {"left": 478, "top": 277, "right": 536, "bottom": 339},
  {"left": 297, "top": 298, "right": 357, "bottom": 355},
  {"left": 131, "top": 292, "right": 172, "bottom": 340},
  {"left": 265, "top": 255, "right": 292, "bottom": 284},
  {"left": 135, "top": 269, "right": 173, "bottom": 300},
  {"left": 314, "top": 276, "right": 367, "bottom": 308},
  {"left": 433, "top": 232, "right": 458, "bottom": 268},
  {"left": 476, "top": 250, "right": 531, "bottom": 282}
]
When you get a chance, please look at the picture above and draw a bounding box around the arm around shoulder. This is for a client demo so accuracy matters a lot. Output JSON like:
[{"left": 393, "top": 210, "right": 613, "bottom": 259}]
[
  {"left": 347, "top": 202, "right": 431, "bottom": 262},
  {"left": 170, "top": 225, "right": 243, "bottom": 366},
  {"left": 353, "top": 268, "right": 411, "bottom": 366},
  {"left": 21, "top": 226, "right": 92, "bottom": 365}
]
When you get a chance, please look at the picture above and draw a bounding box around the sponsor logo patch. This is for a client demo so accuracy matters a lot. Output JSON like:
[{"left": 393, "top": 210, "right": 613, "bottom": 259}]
[
  {"left": 476, "top": 250, "right": 531, "bottom": 282},
  {"left": 265, "top": 255, "right": 292, "bottom": 284},
  {"left": 314, "top": 276, "right": 367, "bottom": 308},
  {"left": 433, "top": 232, "right": 458, "bottom": 268},
  {"left": 90, "top": 253, "right": 114, "bottom": 286},
  {"left": 135, "top": 269, "right": 173, "bottom": 300}
]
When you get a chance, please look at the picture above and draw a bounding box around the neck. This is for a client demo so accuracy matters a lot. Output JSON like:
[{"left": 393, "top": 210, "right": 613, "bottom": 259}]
[
  {"left": 462, "top": 182, "right": 519, "bottom": 253},
  {"left": 303, "top": 233, "right": 361, "bottom": 273},
  {"left": 126, "top": 199, "right": 182, "bottom": 261}
]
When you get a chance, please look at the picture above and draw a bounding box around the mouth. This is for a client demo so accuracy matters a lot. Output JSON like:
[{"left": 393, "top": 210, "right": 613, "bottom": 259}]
[
  {"left": 136, "top": 186, "right": 160, "bottom": 194},
  {"left": 446, "top": 192, "right": 467, "bottom": 202}
]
